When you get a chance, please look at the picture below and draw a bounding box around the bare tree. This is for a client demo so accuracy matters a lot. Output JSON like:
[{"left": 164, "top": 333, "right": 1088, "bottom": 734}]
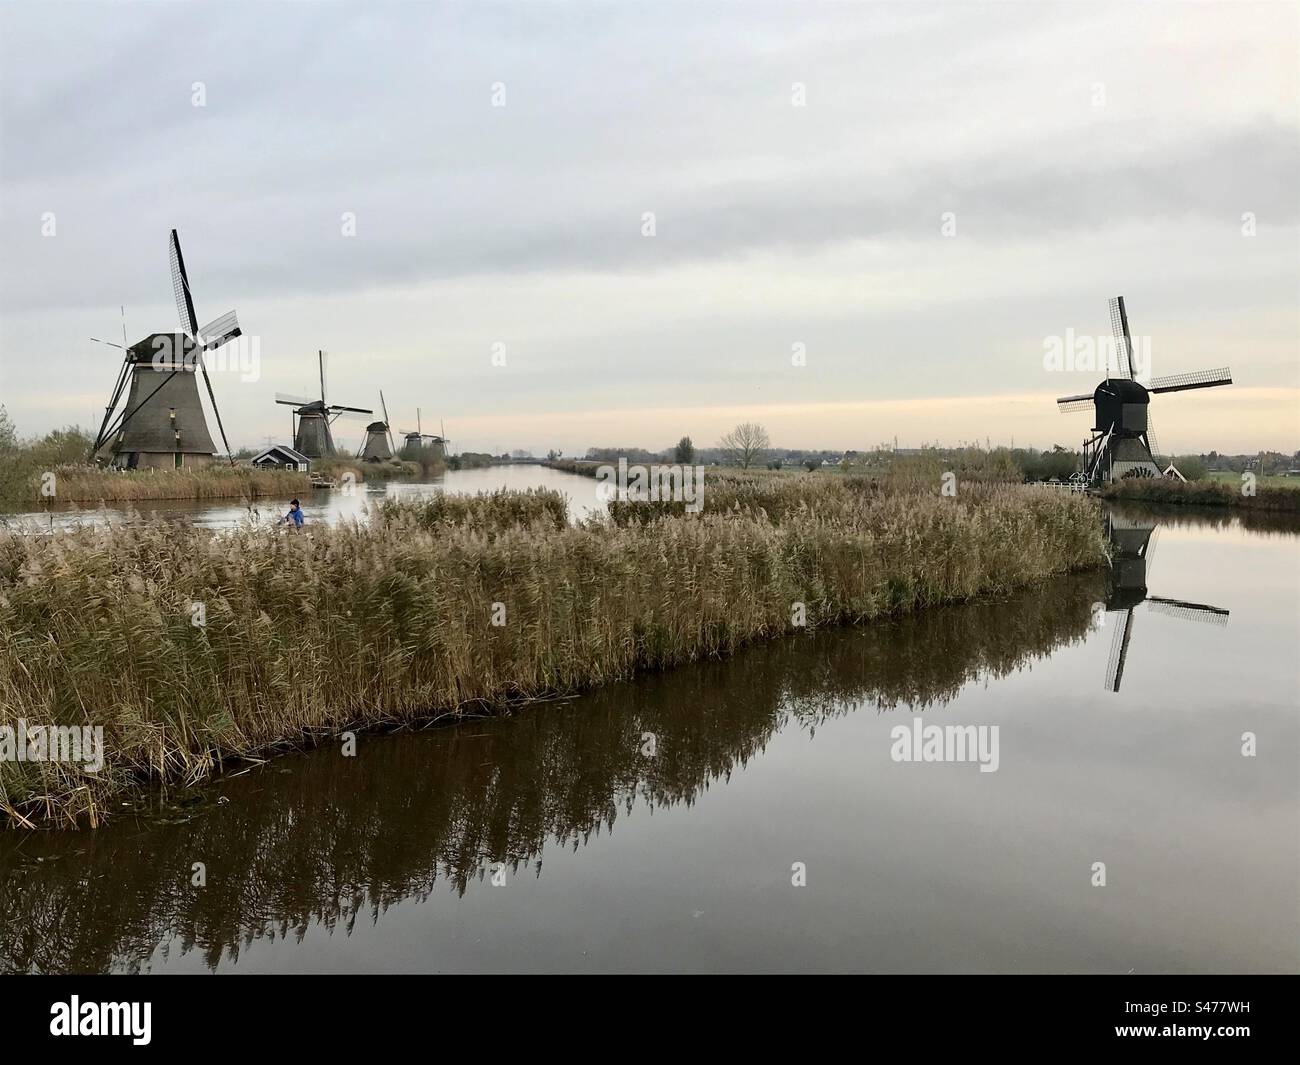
[{"left": 718, "top": 422, "right": 770, "bottom": 468}]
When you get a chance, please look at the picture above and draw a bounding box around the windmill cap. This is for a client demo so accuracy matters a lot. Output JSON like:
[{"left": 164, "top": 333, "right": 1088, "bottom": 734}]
[{"left": 126, "top": 332, "right": 198, "bottom": 364}]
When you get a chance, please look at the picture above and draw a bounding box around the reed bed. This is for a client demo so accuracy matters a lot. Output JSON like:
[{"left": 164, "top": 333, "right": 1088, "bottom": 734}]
[
  {"left": 0, "top": 484, "right": 1103, "bottom": 827},
  {"left": 22, "top": 465, "right": 308, "bottom": 505},
  {"left": 1101, "top": 476, "right": 1300, "bottom": 512},
  {"left": 375, "top": 487, "right": 569, "bottom": 534},
  {"left": 607, "top": 472, "right": 1051, "bottom": 525}
]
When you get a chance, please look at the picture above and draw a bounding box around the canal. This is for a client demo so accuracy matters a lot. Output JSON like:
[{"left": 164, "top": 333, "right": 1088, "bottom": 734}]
[{"left": 0, "top": 483, "right": 1294, "bottom": 973}]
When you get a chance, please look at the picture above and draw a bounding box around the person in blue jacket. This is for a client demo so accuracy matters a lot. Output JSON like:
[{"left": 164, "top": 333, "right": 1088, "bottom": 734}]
[{"left": 283, "top": 498, "right": 304, "bottom": 528}]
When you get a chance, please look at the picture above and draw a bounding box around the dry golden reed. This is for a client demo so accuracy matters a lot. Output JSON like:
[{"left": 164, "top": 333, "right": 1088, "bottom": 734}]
[
  {"left": 0, "top": 484, "right": 1104, "bottom": 827},
  {"left": 27, "top": 465, "right": 308, "bottom": 505}
]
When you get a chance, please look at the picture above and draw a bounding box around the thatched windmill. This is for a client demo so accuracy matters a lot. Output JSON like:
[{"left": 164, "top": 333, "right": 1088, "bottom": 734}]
[
  {"left": 275, "top": 351, "right": 372, "bottom": 458},
  {"left": 359, "top": 391, "right": 397, "bottom": 462},
  {"left": 92, "top": 230, "right": 240, "bottom": 469}
]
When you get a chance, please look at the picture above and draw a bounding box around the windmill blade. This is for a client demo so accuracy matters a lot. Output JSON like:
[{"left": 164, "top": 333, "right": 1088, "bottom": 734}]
[
  {"left": 91, "top": 306, "right": 136, "bottom": 455},
  {"left": 380, "top": 390, "right": 395, "bottom": 451},
  {"left": 329, "top": 404, "right": 373, "bottom": 415},
  {"left": 275, "top": 392, "right": 315, "bottom": 406},
  {"left": 199, "top": 309, "right": 241, "bottom": 349},
  {"left": 1057, "top": 393, "right": 1094, "bottom": 413},
  {"left": 190, "top": 344, "right": 236, "bottom": 467},
  {"left": 1145, "top": 411, "right": 1164, "bottom": 469},
  {"left": 168, "top": 229, "right": 200, "bottom": 338},
  {"left": 93, "top": 352, "right": 134, "bottom": 453},
  {"left": 1140, "top": 524, "right": 1160, "bottom": 582},
  {"left": 319, "top": 350, "right": 327, "bottom": 405},
  {"left": 1104, "top": 607, "right": 1135, "bottom": 693},
  {"left": 1107, "top": 295, "right": 1134, "bottom": 379},
  {"left": 1145, "top": 596, "right": 1230, "bottom": 626},
  {"left": 1147, "top": 367, "right": 1233, "bottom": 394}
]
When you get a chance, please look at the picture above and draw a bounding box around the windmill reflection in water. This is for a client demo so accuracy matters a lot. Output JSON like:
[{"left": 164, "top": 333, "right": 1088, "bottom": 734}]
[{"left": 1100, "top": 513, "right": 1229, "bottom": 693}]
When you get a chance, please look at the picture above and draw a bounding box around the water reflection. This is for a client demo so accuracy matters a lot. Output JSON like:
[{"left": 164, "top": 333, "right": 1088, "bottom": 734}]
[
  {"left": 0, "top": 569, "right": 1104, "bottom": 974},
  {"left": 1102, "top": 513, "right": 1229, "bottom": 692},
  {"left": 2, "top": 503, "right": 1296, "bottom": 974}
]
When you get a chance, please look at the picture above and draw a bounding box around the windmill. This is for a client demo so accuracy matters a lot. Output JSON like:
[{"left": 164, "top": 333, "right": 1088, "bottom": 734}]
[
  {"left": 1100, "top": 513, "right": 1229, "bottom": 693},
  {"left": 92, "top": 230, "right": 241, "bottom": 469},
  {"left": 399, "top": 407, "right": 446, "bottom": 459},
  {"left": 1056, "top": 296, "right": 1232, "bottom": 484},
  {"left": 358, "top": 390, "right": 397, "bottom": 462},
  {"left": 274, "top": 351, "right": 372, "bottom": 458}
]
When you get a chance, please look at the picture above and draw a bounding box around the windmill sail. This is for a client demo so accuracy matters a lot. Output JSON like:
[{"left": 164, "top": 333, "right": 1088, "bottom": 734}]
[
  {"left": 1056, "top": 392, "right": 1094, "bottom": 412},
  {"left": 1147, "top": 368, "right": 1233, "bottom": 394},
  {"left": 169, "top": 229, "right": 200, "bottom": 338},
  {"left": 1107, "top": 295, "right": 1134, "bottom": 379},
  {"left": 380, "top": 391, "right": 395, "bottom": 453},
  {"left": 1145, "top": 597, "right": 1230, "bottom": 625},
  {"left": 1104, "top": 608, "right": 1135, "bottom": 692},
  {"left": 1144, "top": 410, "right": 1164, "bottom": 468},
  {"left": 199, "top": 309, "right": 241, "bottom": 350}
]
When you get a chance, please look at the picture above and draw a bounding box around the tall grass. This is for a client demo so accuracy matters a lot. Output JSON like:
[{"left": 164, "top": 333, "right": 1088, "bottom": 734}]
[
  {"left": 0, "top": 484, "right": 1103, "bottom": 827},
  {"left": 11, "top": 465, "right": 308, "bottom": 506},
  {"left": 607, "top": 472, "right": 1063, "bottom": 525},
  {"left": 311, "top": 457, "right": 431, "bottom": 483},
  {"left": 375, "top": 487, "right": 568, "bottom": 533}
]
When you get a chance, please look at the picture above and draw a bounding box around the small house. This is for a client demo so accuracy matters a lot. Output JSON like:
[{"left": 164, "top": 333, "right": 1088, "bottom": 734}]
[{"left": 252, "top": 444, "right": 311, "bottom": 473}]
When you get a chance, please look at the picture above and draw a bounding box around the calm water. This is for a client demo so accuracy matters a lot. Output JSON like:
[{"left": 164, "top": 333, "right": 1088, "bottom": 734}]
[
  {"left": 0, "top": 489, "right": 1296, "bottom": 973},
  {"left": 0, "top": 463, "right": 607, "bottom": 529}
]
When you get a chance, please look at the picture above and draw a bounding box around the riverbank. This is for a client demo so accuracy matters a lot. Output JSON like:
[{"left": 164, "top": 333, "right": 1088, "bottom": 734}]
[
  {"left": 0, "top": 483, "right": 1104, "bottom": 828},
  {"left": 9, "top": 464, "right": 310, "bottom": 506},
  {"left": 1100, "top": 477, "right": 1300, "bottom": 512}
]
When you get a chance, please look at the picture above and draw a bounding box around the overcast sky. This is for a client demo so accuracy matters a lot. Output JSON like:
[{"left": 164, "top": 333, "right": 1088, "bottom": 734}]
[{"left": 1, "top": 1, "right": 1296, "bottom": 456}]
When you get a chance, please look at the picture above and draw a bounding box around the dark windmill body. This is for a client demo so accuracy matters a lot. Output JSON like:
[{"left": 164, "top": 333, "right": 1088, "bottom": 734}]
[
  {"left": 359, "top": 391, "right": 398, "bottom": 463},
  {"left": 1056, "top": 297, "right": 1232, "bottom": 484},
  {"left": 93, "top": 231, "right": 240, "bottom": 469},
  {"left": 399, "top": 408, "right": 447, "bottom": 462},
  {"left": 1101, "top": 513, "right": 1229, "bottom": 692},
  {"left": 275, "top": 352, "right": 372, "bottom": 459}
]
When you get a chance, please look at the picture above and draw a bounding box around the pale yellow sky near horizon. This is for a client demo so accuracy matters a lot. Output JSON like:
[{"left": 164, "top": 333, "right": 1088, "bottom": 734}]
[
  {"left": 403, "top": 387, "right": 1300, "bottom": 457},
  {"left": 11, "top": 385, "right": 1298, "bottom": 458}
]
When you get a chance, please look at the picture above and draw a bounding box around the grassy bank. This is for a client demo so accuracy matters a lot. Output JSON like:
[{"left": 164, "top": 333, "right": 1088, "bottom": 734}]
[
  {"left": 1100, "top": 477, "right": 1300, "bottom": 512},
  {"left": 542, "top": 458, "right": 602, "bottom": 477},
  {"left": 10, "top": 464, "right": 310, "bottom": 506},
  {"left": 0, "top": 484, "right": 1103, "bottom": 828}
]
